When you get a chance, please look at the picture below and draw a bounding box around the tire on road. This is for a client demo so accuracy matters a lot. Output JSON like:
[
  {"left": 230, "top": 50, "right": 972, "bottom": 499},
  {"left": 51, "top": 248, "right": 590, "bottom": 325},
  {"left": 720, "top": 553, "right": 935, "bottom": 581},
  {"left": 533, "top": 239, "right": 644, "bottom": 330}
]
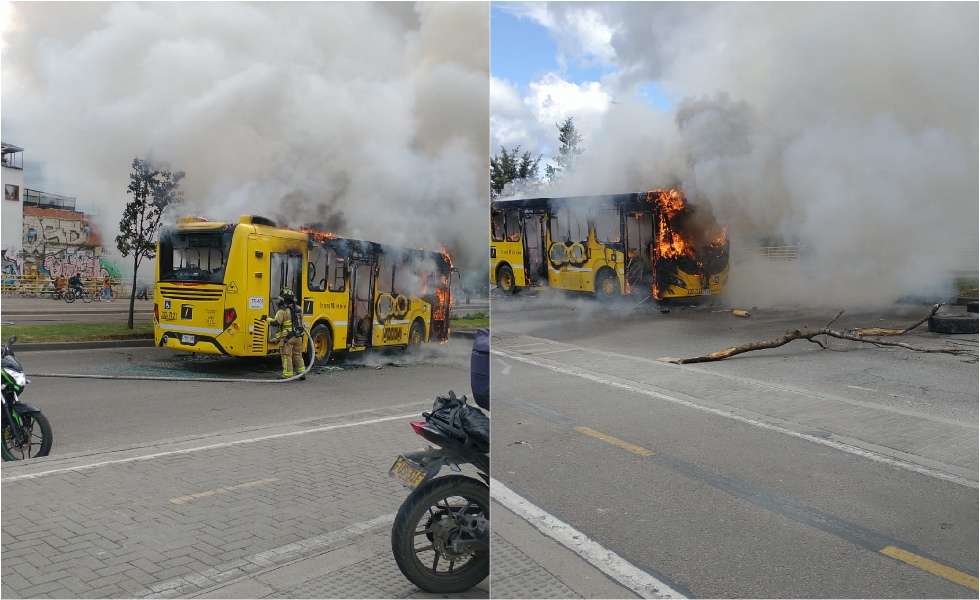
[
  {"left": 497, "top": 264, "right": 517, "bottom": 294},
  {"left": 307, "top": 324, "right": 332, "bottom": 367},
  {"left": 928, "top": 313, "right": 979, "bottom": 334}
]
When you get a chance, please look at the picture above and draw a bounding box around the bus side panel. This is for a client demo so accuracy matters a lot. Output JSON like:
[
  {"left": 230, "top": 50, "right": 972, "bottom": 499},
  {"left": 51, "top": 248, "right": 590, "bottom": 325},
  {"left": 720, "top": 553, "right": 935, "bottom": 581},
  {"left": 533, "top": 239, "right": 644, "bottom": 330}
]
[
  {"left": 491, "top": 242, "right": 527, "bottom": 287},
  {"left": 244, "top": 234, "right": 273, "bottom": 356}
]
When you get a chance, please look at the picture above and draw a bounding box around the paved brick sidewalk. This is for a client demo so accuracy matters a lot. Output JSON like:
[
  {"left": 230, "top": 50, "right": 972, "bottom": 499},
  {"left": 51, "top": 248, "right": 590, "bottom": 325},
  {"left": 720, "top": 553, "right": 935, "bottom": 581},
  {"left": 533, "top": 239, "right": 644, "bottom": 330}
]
[
  {"left": 1, "top": 404, "right": 487, "bottom": 599},
  {"left": 1, "top": 399, "right": 628, "bottom": 600}
]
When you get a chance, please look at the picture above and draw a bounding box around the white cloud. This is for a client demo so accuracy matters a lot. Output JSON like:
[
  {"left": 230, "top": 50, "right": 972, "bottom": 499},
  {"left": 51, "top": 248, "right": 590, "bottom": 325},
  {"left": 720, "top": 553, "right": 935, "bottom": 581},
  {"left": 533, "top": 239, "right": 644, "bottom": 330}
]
[
  {"left": 494, "top": 2, "right": 978, "bottom": 307},
  {"left": 526, "top": 72, "right": 610, "bottom": 147}
]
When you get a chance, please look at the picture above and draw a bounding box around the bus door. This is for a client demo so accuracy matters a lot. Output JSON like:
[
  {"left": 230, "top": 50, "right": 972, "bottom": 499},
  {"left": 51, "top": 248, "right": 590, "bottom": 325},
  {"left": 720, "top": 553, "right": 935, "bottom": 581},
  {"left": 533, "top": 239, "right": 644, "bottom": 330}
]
[
  {"left": 374, "top": 256, "right": 403, "bottom": 347},
  {"left": 266, "top": 250, "right": 304, "bottom": 342},
  {"left": 523, "top": 211, "right": 547, "bottom": 286},
  {"left": 625, "top": 211, "right": 656, "bottom": 294},
  {"left": 548, "top": 206, "right": 589, "bottom": 291},
  {"left": 349, "top": 258, "right": 376, "bottom": 347}
]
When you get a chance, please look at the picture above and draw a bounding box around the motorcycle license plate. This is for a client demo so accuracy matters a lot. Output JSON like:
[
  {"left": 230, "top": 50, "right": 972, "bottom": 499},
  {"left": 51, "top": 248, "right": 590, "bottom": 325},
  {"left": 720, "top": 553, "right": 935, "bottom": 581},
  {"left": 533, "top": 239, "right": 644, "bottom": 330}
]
[
  {"left": 181, "top": 334, "right": 195, "bottom": 345},
  {"left": 389, "top": 456, "right": 426, "bottom": 489}
]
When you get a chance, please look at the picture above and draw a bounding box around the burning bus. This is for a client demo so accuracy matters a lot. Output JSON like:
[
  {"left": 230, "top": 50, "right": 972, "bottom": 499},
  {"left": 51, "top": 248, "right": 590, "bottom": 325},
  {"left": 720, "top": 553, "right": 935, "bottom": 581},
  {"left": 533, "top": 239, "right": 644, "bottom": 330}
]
[
  {"left": 490, "top": 190, "right": 729, "bottom": 301},
  {"left": 154, "top": 215, "right": 453, "bottom": 365}
]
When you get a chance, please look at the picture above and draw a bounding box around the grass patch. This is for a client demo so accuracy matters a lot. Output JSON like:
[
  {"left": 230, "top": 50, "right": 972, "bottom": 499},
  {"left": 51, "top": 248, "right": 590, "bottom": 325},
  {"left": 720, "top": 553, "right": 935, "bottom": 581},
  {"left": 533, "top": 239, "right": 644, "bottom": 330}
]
[
  {"left": 954, "top": 277, "right": 978, "bottom": 299},
  {"left": 0, "top": 322, "right": 154, "bottom": 343},
  {"left": 450, "top": 312, "right": 489, "bottom": 329}
]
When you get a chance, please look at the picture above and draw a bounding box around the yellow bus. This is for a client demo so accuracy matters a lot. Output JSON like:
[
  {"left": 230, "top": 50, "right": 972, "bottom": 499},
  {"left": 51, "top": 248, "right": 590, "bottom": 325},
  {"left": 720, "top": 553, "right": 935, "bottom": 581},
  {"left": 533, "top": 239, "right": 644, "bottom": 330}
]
[
  {"left": 154, "top": 215, "right": 453, "bottom": 365},
  {"left": 490, "top": 189, "right": 729, "bottom": 301}
]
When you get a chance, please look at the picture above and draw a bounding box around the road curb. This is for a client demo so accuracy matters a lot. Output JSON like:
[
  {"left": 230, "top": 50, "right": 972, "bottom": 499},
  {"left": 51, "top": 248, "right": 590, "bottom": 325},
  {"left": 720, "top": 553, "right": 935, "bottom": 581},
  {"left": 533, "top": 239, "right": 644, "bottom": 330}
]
[{"left": 16, "top": 330, "right": 479, "bottom": 352}]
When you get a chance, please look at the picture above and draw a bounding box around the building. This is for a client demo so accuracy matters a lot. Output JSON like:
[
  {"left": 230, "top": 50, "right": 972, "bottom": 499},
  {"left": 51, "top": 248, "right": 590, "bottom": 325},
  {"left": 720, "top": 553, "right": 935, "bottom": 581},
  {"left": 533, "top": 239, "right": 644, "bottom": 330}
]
[
  {"left": 2, "top": 143, "right": 26, "bottom": 275},
  {"left": 1, "top": 141, "right": 114, "bottom": 280}
]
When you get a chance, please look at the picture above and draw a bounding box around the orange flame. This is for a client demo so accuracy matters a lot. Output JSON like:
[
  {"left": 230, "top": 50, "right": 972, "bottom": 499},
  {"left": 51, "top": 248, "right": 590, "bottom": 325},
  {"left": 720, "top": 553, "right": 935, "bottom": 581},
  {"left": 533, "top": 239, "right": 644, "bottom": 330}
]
[
  {"left": 299, "top": 227, "right": 337, "bottom": 243},
  {"left": 644, "top": 189, "right": 728, "bottom": 299}
]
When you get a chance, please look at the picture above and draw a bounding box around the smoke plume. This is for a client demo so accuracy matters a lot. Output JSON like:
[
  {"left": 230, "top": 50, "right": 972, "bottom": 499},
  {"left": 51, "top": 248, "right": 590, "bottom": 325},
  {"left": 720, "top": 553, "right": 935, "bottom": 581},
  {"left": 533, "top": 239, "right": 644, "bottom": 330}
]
[
  {"left": 515, "top": 2, "right": 978, "bottom": 308},
  {"left": 1, "top": 2, "right": 489, "bottom": 285}
]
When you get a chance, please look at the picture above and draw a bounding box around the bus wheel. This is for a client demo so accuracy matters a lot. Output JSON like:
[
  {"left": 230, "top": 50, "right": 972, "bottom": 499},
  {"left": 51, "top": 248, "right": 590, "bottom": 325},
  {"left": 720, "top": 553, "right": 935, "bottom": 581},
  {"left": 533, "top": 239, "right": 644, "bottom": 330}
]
[
  {"left": 408, "top": 321, "right": 424, "bottom": 352},
  {"left": 595, "top": 269, "right": 620, "bottom": 299},
  {"left": 497, "top": 265, "right": 517, "bottom": 294},
  {"left": 309, "top": 324, "right": 333, "bottom": 366}
]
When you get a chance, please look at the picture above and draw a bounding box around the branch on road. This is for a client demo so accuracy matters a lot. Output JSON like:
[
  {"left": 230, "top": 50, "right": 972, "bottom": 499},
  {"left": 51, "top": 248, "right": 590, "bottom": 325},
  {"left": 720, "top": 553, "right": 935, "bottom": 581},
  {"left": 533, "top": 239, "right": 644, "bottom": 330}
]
[{"left": 660, "top": 304, "right": 976, "bottom": 364}]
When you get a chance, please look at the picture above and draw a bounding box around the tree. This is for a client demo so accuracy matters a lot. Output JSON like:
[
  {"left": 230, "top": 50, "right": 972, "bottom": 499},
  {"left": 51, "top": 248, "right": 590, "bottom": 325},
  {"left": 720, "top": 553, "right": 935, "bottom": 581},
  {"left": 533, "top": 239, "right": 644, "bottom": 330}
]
[
  {"left": 116, "top": 157, "right": 185, "bottom": 329},
  {"left": 490, "top": 145, "right": 542, "bottom": 199},
  {"left": 545, "top": 117, "right": 584, "bottom": 183}
]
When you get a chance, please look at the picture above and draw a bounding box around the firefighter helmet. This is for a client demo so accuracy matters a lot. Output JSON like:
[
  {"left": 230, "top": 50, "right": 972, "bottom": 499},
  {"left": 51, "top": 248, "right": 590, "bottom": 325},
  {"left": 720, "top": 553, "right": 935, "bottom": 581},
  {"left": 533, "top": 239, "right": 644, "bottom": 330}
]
[{"left": 278, "top": 288, "right": 296, "bottom": 304}]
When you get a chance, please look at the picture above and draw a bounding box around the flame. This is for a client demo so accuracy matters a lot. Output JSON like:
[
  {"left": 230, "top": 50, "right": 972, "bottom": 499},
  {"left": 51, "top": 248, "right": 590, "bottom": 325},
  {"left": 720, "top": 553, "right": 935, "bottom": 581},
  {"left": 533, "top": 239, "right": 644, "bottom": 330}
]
[
  {"left": 299, "top": 227, "right": 337, "bottom": 243},
  {"left": 644, "top": 188, "right": 728, "bottom": 299}
]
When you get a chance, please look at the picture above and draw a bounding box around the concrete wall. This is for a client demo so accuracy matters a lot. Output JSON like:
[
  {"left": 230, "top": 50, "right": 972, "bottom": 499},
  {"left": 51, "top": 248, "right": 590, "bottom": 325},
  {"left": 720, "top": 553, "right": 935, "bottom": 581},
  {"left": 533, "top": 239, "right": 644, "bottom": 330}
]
[{"left": 1, "top": 164, "right": 25, "bottom": 275}]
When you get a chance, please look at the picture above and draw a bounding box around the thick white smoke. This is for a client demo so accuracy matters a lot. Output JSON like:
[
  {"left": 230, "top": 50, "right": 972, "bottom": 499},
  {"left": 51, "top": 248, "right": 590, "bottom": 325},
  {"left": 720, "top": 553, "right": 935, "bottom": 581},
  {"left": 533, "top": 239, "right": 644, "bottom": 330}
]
[
  {"left": 501, "top": 2, "right": 978, "bottom": 308},
  {"left": 1, "top": 2, "right": 489, "bottom": 286}
]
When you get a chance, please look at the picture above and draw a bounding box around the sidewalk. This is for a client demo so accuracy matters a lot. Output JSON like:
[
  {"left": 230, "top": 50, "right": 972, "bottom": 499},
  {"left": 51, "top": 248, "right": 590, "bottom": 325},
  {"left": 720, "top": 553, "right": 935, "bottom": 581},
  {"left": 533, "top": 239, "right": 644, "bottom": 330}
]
[{"left": 0, "top": 404, "right": 625, "bottom": 600}]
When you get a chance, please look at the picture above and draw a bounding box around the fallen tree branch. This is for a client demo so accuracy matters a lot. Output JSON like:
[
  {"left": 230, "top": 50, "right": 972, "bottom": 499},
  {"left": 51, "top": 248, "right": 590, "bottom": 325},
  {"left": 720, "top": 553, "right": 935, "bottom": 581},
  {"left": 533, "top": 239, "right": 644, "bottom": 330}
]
[
  {"left": 849, "top": 303, "right": 942, "bottom": 336},
  {"left": 660, "top": 303, "right": 974, "bottom": 364}
]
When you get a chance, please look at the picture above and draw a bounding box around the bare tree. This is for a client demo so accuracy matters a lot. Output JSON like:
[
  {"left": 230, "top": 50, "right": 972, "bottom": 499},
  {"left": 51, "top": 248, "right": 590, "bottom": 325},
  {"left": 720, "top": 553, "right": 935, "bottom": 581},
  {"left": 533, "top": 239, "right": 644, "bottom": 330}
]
[{"left": 116, "top": 157, "right": 184, "bottom": 329}]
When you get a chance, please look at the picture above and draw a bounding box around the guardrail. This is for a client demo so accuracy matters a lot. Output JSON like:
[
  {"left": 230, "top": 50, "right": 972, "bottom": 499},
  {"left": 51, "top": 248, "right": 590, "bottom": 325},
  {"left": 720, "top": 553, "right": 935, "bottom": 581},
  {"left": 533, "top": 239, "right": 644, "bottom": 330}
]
[
  {"left": 757, "top": 246, "right": 800, "bottom": 261},
  {"left": 0, "top": 276, "right": 154, "bottom": 300}
]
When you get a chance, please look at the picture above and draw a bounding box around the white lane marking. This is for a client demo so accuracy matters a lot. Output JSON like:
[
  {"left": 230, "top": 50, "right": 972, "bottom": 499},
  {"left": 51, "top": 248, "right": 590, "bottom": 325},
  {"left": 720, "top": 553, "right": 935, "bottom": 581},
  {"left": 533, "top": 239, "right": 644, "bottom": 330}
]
[
  {"left": 493, "top": 348, "right": 978, "bottom": 490},
  {"left": 492, "top": 478, "right": 686, "bottom": 599},
  {"left": 847, "top": 385, "right": 878, "bottom": 392},
  {"left": 134, "top": 513, "right": 395, "bottom": 598},
  {"left": 2, "top": 414, "right": 419, "bottom": 482}
]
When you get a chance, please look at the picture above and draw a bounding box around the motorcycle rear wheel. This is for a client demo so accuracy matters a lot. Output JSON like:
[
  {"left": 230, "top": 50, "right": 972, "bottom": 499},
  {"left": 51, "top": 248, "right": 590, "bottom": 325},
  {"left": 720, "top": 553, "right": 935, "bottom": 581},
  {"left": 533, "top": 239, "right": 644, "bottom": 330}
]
[
  {"left": 391, "top": 474, "right": 489, "bottom": 593},
  {"left": 2, "top": 411, "right": 53, "bottom": 461}
]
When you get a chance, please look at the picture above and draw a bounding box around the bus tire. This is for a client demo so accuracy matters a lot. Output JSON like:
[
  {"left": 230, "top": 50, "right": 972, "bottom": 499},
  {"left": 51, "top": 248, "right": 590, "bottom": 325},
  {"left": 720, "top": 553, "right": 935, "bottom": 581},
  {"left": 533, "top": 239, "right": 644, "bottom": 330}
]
[
  {"left": 928, "top": 313, "right": 979, "bottom": 335},
  {"left": 594, "top": 268, "right": 620, "bottom": 299},
  {"left": 497, "top": 264, "right": 517, "bottom": 295},
  {"left": 308, "top": 324, "right": 333, "bottom": 366},
  {"left": 408, "top": 320, "right": 425, "bottom": 352}
]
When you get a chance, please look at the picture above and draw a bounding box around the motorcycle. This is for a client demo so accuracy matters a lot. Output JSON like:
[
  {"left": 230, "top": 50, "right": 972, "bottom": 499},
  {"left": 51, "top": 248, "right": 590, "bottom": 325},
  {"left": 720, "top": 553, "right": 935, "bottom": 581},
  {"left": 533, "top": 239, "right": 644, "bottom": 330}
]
[
  {"left": 389, "top": 329, "right": 490, "bottom": 594},
  {"left": 2, "top": 335, "right": 53, "bottom": 461}
]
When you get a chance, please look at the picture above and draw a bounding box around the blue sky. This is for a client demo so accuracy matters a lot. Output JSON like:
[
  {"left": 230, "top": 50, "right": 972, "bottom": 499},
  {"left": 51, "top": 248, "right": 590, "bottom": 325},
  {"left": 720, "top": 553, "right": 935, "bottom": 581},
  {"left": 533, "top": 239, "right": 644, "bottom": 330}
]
[
  {"left": 490, "top": 6, "right": 607, "bottom": 91},
  {"left": 489, "top": 3, "right": 672, "bottom": 163}
]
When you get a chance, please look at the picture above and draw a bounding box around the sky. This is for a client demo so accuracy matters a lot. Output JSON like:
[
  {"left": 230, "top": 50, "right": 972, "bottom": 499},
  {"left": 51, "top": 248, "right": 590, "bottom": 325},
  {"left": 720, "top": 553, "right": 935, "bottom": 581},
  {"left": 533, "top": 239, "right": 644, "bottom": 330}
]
[
  {"left": 0, "top": 2, "right": 490, "bottom": 286},
  {"left": 489, "top": 2, "right": 978, "bottom": 308}
]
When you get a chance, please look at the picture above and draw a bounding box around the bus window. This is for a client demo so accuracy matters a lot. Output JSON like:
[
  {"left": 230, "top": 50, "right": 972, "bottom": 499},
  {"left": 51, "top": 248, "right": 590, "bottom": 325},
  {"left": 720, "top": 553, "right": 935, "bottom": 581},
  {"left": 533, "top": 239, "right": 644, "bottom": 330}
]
[
  {"left": 270, "top": 252, "right": 303, "bottom": 309},
  {"left": 491, "top": 211, "right": 506, "bottom": 242},
  {"left": 159, "top": 231, "right": 232, "bottom": 283},
  {"left": 309, "top": 245, "right": 327, "bottom": 292},
  {"left": 394, "top": 257, "right": 416, "bottom": 296},
  {"left": 595, "top": 209, "right": 621, "bottom": 245},
  {"left": 328, "top": 250, "right": 345, "bottom": 292},
  {"left": 505, "top": 210, "right": 521, "bottom": 241},
  {"left": 378, "top": 257, "right": 394, "bottom": 294},
  {"left": 569, "top": 208, "right": 589, "bottom": 243},
  {"left": 550, "top": 206, "right": 570, "bottom": 243}
]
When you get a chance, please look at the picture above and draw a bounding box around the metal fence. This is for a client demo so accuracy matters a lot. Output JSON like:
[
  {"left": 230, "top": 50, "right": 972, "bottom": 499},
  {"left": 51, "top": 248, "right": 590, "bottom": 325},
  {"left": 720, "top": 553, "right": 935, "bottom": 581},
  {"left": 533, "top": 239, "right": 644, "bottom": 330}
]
[
  {"left": 757, "top": 246, "right": 800, "bottom": 261},
  {"left": 0, "top": 275, "right": 153, "bottom": 300}
]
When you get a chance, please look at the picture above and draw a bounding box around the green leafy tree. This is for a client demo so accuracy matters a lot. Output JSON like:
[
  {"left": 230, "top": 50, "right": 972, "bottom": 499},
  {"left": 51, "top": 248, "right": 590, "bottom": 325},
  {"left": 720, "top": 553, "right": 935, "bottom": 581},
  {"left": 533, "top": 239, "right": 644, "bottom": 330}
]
[
  {"left": 116, "top": 157, "right": 185, "bottom": 328},
  {"left": 545, "top": 117, "right": 584, "bottom": 182},
  {"left": 491, "top": 145, "right": 542, "bottom": 199}
]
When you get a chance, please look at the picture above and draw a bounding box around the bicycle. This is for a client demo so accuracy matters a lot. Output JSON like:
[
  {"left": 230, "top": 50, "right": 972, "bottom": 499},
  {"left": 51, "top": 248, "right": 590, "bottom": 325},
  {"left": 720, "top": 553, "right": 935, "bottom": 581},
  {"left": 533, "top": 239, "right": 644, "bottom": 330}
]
[{"left": 64, "top": 287, "right": 93, "bottom": 303}]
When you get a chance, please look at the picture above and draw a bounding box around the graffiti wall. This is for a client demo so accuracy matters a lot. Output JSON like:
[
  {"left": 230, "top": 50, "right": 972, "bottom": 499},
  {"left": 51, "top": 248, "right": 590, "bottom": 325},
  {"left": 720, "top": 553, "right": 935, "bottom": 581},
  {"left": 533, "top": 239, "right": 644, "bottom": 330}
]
[{"left": 13, "top": 207, "right": 118, "bottom": 279}]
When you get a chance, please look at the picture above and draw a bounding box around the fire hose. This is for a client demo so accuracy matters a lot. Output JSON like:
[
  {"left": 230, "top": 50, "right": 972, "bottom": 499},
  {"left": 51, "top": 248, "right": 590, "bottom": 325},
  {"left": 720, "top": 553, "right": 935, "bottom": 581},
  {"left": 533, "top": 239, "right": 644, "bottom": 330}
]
[{"left": 30, "top": 330, "right": 313, "bottom": 383}]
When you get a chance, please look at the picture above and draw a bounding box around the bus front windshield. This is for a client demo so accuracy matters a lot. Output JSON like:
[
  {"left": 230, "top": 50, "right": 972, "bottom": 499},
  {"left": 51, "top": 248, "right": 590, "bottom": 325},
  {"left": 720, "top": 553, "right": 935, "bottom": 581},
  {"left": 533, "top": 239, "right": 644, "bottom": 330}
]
[{"left": 158, "top": 229, "right": 234, "bottom": 284}]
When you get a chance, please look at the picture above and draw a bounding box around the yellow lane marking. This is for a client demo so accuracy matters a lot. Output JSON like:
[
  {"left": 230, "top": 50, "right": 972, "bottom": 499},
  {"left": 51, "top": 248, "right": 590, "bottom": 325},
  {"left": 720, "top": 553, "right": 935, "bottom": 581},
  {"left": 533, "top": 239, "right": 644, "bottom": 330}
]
[
  {"left": 170, "top": 478, "right": 279, "bottom": 505},
  {"left": 880, "top": 546, "right": 978, "bottom": 591},
  {"left": 574, "top": 427, "right": 655, "bottom": 457}
]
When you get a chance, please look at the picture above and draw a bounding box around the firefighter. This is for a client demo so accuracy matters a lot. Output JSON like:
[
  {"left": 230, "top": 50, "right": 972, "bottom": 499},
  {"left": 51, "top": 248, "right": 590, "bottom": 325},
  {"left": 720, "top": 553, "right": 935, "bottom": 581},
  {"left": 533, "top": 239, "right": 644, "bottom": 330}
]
[{"left": 265, "top": 288, "right": 307, "bottom": 380}]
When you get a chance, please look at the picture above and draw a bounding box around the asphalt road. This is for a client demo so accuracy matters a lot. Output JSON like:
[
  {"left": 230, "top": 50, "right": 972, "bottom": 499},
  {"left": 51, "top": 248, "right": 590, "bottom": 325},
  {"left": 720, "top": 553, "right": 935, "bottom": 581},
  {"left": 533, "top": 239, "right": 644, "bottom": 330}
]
[
  {"left": 490, "top": 289, "right": 978, "bottom": 598},
  {"left": 19, "top": 340, "right": 476, "bottom": 457},
  {"left": 2, "top": 338, "right": 490, "bottom": 599}
]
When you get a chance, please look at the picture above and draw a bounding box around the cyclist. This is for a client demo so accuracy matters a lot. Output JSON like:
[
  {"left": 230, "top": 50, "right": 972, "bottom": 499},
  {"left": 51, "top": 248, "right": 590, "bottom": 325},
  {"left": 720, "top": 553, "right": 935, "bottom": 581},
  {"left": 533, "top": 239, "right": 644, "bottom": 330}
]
[{"left": 68, "top": 274, "right": 84, "bottom": 297}]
